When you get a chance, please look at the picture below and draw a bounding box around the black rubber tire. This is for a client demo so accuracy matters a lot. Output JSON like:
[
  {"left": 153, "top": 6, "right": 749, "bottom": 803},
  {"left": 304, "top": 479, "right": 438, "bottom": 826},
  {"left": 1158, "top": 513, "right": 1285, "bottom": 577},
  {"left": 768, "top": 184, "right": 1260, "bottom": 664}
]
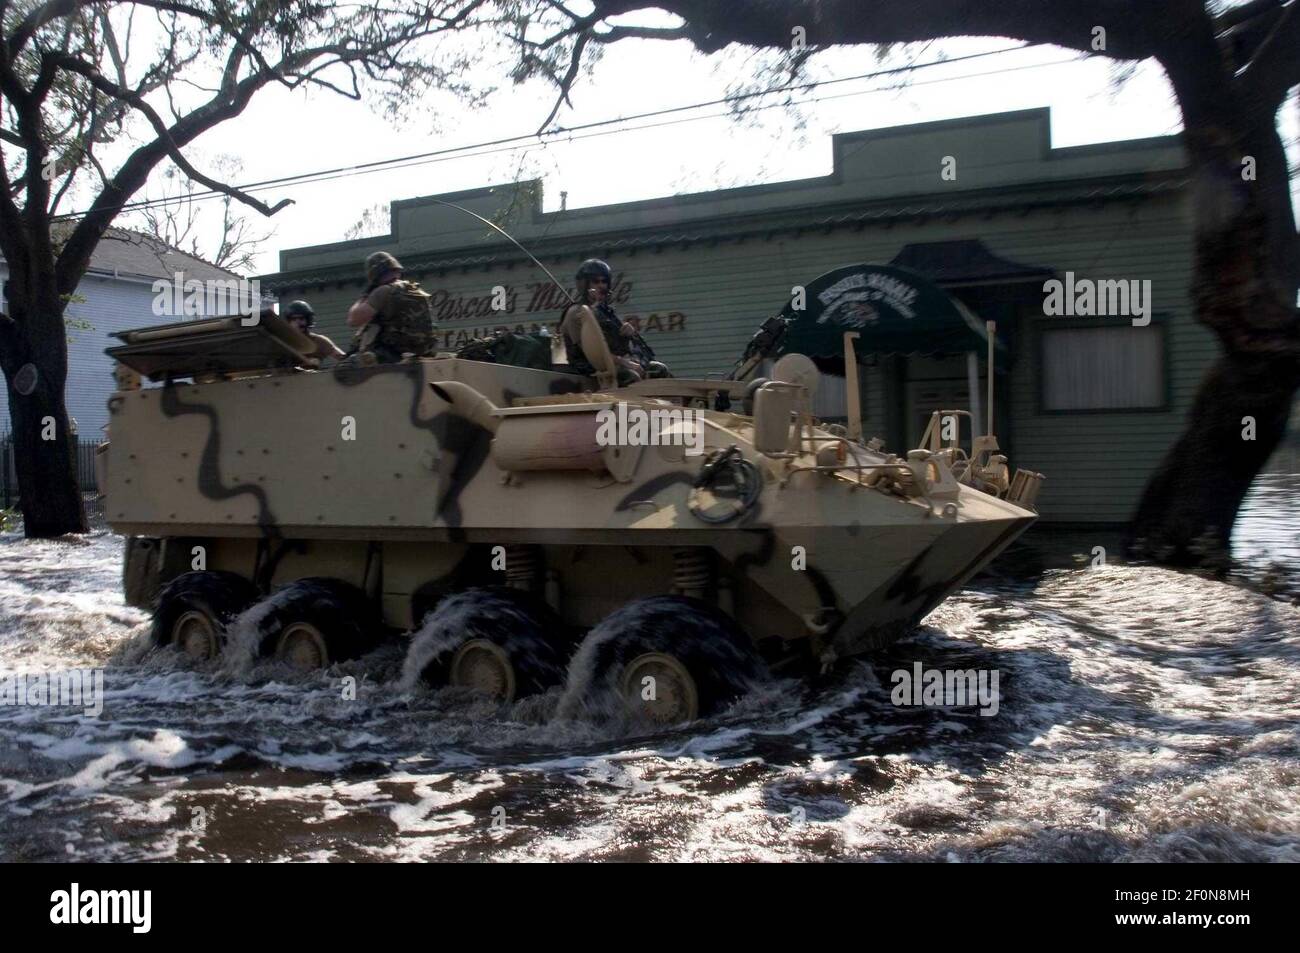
[
  {"left": 151, "top": 570, "right": 258, "bottom": 652},
  {"left": 411, "top": 586, "right": 567, "bottom": 697},
  {"left": 575, "top": 595, "right": 766, "bottom": 718},
  {"left": 254, "top": 577, "right": 379, "bottom": 666}
]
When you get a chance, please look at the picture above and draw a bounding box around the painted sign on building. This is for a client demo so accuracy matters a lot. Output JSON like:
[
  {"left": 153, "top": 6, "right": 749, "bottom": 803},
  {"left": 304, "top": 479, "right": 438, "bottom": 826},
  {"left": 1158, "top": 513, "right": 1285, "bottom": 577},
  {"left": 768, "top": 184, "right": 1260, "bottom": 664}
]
[{"left": 421, "top": 276, "right": 688, "bottom": 351}]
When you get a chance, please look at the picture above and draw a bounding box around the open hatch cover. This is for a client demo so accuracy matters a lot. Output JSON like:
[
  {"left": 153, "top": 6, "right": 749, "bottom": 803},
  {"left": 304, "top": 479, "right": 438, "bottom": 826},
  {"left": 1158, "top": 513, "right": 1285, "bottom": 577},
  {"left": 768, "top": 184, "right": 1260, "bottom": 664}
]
[{"left": 106, "top": 313, "right": 315, "bottom": 381}]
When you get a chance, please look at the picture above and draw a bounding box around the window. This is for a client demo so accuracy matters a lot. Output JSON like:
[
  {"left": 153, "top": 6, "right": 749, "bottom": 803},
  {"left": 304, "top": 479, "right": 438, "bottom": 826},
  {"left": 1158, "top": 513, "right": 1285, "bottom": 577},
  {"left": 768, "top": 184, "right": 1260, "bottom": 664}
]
[
  {"left": 1040, "top": 324, "right": 1164, "bottom": 411},
  {"left": 813, "top": 372, "right": 850, "bottom": 420}
]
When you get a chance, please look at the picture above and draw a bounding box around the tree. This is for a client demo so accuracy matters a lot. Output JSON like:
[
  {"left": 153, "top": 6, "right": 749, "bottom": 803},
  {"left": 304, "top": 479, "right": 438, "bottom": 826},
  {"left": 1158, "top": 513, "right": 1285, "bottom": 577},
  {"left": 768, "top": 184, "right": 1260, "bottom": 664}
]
[
  {"left": 343, "top": 201, "right": 390, "bottom": 241},
  {"left": 497, "top": 0, "right": 1299, "bottom": 568},
  {"left": 0, "top": 0, "right": 491, "bottom": 537},
  {"left": 134, "top": 155, "right": 273, "bottom": 273}
]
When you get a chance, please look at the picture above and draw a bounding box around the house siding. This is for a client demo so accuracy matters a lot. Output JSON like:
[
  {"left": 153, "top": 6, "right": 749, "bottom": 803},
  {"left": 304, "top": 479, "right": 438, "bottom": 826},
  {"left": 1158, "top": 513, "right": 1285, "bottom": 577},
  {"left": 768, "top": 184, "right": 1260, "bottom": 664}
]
[
  {"left": 0, "top": 271, "right": 160, "bottom": 440},
  {"left": 2, "top": 229, "right": 242, "bottom": 447}
]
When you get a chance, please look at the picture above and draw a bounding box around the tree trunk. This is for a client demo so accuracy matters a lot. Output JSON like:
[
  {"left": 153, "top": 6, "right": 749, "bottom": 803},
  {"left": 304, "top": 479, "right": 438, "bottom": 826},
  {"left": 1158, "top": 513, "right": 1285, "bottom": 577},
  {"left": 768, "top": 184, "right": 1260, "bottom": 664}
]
[
  {"left": 0, "top": 289, "right": 87, "bottom": 538},
  {"left": 1129, "top": 350, "right": 1299, "bottom": 568},
  {"left": 1127, "top": 74, "right": 1299, "bottom": 567}
]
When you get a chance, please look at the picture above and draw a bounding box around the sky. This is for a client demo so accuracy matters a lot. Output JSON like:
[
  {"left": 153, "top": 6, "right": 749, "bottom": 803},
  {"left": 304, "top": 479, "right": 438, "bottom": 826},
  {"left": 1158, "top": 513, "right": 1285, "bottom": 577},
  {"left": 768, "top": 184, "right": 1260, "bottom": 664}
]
[{"left": 41, "top": 9, "right": 1299, "bottom": 278}]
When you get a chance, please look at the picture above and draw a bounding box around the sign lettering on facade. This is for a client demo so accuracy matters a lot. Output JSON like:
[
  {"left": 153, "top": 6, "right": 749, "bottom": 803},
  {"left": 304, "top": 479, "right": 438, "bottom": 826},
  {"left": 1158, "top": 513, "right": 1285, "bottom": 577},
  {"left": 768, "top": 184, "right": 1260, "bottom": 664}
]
[{"left": 419, "top": 276, "right": 688, "bottom": 350}]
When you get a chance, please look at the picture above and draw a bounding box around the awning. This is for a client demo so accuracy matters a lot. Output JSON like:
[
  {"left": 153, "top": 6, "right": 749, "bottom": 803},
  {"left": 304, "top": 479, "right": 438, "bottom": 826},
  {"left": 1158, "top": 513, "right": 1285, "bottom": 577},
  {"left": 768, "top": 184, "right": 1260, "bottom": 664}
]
[
  {"left": 889, "top": 239, "right": 1054, "bottom": 285},
  {"left": 776, "top": 263, "right": 1002, "bottom": 359}
]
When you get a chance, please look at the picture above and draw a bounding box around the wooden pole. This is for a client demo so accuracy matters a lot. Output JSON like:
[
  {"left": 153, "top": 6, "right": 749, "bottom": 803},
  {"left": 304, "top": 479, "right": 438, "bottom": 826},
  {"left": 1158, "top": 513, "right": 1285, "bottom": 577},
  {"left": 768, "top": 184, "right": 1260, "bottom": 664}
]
[{"left": 986, "top": 320, "right": 996, "bottom": 438}]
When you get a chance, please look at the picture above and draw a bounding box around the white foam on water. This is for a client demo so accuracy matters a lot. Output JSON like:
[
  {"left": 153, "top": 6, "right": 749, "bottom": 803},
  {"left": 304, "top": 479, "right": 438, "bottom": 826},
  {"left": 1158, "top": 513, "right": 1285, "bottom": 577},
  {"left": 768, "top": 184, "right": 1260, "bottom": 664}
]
[{"left": 1, "top": 528, "right": 1298, "bottom": 861}]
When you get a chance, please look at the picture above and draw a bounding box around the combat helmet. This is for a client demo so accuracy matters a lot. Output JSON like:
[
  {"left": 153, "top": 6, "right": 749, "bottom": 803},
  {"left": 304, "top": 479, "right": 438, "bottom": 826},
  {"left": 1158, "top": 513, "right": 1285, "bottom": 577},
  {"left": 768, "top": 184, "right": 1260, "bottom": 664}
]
[
  {"left": 366, "top": 251, "right": 404, "bottom": 286},
  {"left": 284, "top": 300, "right": 315, "bottom": 327},
  {"left": 575, "top": 259, "right": 612, "bottom": 283}
]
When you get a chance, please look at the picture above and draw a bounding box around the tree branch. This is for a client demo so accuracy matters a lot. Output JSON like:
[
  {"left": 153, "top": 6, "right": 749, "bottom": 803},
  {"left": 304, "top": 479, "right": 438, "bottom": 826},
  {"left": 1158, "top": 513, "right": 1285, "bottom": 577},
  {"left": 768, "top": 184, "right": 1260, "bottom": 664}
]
[
  {"left": 536, "top": 31, "right": 588, "bottom": 133},
  {"left": 578, "top": 0, "right": 1163, "bottom": 58},
  {"left": 57, "top": 53, "right": 295, "bottom": 209},
  {"left": 591, "top": 23, "right": 690, "bottom": 42},
  {"left": 1213, "top": 0, "right": 1284, "bottom": 32},
  {"left": 53, "top": 60, "right": 287, "bottom": 294},
  {"left": 5, "top": 0, "right": 86, "bottom": 59},
  {"left": 1237, "top": 0, "right": 1300, "bottom": 104}
]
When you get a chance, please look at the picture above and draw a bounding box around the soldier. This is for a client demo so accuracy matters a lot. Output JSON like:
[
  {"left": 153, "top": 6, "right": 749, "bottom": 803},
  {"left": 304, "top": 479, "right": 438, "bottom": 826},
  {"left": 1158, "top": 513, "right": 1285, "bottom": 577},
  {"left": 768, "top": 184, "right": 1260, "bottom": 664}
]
[
  {"left": 283, "top": 300, "right": 345, "bottom": 362},
  {"left": 560, "top": 259, "right": 668, "bottom": 384},
  {"left": 345, "top": 251, "right": 435, "bottom": 364}
]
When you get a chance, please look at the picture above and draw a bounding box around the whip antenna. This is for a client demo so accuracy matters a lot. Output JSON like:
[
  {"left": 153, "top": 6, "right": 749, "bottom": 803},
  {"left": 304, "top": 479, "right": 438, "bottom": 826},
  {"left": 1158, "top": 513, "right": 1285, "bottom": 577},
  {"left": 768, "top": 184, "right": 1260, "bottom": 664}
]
[{"left": 430, "top": 199, "right": 575, "bottom": 305}]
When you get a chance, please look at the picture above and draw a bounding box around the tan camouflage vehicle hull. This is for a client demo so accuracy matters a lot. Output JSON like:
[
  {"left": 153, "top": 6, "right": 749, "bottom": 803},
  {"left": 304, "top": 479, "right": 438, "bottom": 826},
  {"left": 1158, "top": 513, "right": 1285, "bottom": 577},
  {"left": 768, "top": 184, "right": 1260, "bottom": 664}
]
[{"left": 102, "top": 318, "right": 1037, "bottom": 721}]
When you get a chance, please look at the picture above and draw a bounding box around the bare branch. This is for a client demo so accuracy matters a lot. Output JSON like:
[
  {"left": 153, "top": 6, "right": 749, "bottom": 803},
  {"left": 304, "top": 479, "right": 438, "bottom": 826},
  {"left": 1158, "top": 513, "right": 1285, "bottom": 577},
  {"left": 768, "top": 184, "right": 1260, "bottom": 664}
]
[
  {"left": 54, "top": 53, "right": 294, "bottom": 217},
  {"left": 536, "top": 31, "right": 588, "bottom": 133}
]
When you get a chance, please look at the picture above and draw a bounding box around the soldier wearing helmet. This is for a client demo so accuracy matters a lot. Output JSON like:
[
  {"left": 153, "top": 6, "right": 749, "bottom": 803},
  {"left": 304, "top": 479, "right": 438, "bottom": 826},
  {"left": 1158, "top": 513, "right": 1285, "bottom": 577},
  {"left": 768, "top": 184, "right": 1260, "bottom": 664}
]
[
  {"left": 345, "top": 251, "right": 435, "bottom": 364},
  {"left": 560, "top": 259, "right": 667, "bottom": 384},
  {"left": 283, "top": 299, "right": 345, "bottom": 363}
]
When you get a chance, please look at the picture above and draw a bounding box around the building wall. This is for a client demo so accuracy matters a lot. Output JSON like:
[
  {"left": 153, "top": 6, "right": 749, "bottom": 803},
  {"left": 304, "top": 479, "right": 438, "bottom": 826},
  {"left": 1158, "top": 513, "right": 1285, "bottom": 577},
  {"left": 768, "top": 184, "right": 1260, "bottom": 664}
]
[
  {"left": 268, "top": 109, "right": 1214, "bottom": 525},
  {"left": 1004, "top": 203, "right": 1210, "bottom": 523}
]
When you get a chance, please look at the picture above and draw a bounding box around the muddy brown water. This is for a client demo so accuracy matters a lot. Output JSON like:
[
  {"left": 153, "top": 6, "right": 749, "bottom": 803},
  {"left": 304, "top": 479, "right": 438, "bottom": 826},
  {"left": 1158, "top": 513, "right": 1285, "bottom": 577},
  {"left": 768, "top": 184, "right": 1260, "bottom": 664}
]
[{"left": 0, "top": 473, "right": 1296, "bottom": 862}]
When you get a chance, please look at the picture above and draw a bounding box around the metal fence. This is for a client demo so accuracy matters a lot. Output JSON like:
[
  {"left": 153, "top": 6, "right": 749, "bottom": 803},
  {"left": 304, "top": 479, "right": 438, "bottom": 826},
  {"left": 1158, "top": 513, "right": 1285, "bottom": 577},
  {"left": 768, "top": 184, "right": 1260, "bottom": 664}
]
[{"left": 0, "top": 435, "right": 102, "bottom": 509}]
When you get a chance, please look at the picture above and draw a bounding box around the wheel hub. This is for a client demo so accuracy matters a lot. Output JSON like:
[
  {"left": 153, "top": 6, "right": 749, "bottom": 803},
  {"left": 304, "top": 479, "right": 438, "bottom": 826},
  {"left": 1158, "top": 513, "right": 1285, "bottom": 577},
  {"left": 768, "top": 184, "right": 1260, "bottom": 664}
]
[
  {"left": 173, "top": 609, "right": 220, "bottom": 661},
  {"left": 449, "top": 639, "right": 517, "bottom": 702},
  {"left": 276, "top": 622, "right": 330, "bottom": 670},
  {"left": 620, "top": 652, "right": 699, "bottom": 724}
]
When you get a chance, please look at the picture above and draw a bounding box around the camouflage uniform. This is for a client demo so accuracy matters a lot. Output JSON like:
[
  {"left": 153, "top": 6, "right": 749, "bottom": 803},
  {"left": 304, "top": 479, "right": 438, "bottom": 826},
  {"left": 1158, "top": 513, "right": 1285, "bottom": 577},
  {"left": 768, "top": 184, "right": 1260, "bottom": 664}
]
[
  {"left": 352, "top": 251, "right": 436, "bottom": 364},
  {"left": 363, "top": 280, "right": 435, "bottom": 363}
]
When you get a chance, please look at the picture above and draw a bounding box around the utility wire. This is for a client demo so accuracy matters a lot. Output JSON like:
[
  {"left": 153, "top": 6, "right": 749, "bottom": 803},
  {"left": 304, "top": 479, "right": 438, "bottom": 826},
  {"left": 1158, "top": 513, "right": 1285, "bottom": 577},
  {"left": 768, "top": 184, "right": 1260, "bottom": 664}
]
[
  {"left": 53, "top": 44, "right": 1045, "bottom": 219},
  {"left": 237, "top": 52, "right": 1082, "bottom": 193}
]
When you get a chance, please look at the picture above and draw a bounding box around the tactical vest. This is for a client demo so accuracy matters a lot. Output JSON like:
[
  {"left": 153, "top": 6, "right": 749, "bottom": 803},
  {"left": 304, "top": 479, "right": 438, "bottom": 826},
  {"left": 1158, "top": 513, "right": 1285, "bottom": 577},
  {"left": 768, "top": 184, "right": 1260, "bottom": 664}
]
[{"left": 371, "top": 280, "right": 435, "bottom": 360}]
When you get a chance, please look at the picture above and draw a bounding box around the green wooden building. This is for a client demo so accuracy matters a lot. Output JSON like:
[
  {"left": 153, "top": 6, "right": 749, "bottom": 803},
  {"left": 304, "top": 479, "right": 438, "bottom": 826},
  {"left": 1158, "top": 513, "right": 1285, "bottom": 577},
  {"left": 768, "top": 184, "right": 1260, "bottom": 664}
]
[{"left": 262, "top": 107, "right": 1211, "bottom": 524}]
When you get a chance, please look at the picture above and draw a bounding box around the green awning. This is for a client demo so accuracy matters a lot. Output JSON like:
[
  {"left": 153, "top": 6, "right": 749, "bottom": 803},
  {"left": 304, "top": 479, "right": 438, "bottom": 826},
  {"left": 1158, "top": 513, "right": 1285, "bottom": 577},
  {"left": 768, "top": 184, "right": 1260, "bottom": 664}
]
[{"left": 776, "top": 264, "right": 1003, "bottom": 359}]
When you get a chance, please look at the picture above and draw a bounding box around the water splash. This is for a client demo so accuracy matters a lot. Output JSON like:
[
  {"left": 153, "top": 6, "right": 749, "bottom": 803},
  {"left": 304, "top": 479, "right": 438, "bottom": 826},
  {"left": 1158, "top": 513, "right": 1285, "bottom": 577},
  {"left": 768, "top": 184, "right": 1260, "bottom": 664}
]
[
  {"left": 1, "top": 512, "right": 1298, "bottom": 861},
  {"left": 399, "top": 588, "right": 568, "bottom": 695}
]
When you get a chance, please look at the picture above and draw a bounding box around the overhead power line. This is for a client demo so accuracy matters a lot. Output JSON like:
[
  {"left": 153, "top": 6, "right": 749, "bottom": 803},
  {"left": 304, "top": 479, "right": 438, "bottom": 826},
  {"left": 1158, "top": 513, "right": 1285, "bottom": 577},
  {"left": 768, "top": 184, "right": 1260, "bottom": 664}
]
[{"left": 55, "top": 44, "right": 1058, "bottom": 219}]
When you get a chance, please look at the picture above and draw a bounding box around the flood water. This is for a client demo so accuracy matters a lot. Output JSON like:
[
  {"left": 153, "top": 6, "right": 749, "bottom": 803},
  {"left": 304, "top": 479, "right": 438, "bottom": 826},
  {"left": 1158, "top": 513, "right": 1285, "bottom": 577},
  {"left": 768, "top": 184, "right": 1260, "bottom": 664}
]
[{"left": 0, "top": 473, "right": 1296, "bottom": 862}]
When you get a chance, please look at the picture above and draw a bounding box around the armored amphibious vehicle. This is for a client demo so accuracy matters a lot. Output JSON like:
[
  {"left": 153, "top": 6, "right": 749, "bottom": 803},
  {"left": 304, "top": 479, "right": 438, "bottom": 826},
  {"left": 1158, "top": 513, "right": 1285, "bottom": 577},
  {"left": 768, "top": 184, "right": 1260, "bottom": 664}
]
[{"left": 99, "top": 307, "right": 1042, "bottom": 724}]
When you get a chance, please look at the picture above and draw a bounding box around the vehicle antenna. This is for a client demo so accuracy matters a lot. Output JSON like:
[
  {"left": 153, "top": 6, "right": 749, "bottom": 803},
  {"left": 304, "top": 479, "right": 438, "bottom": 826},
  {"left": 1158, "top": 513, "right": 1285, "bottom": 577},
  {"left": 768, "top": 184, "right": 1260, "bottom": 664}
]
[{"left": 430, "top": 199, "right": 575, "bottom": 305}]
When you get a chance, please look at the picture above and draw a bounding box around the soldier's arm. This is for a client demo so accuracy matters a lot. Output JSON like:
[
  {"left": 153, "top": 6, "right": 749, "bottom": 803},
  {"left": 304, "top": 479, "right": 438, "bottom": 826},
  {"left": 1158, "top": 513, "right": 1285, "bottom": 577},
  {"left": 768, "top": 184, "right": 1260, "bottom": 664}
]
[
  {"left": 347, "top": 299, "right": 376, "bottom": 328},
  {"left": 312, "top": 332, "right": 346, "bottom": 360},
  {"left": 350, "top": 284, "right": 396, "bottom": 329}
]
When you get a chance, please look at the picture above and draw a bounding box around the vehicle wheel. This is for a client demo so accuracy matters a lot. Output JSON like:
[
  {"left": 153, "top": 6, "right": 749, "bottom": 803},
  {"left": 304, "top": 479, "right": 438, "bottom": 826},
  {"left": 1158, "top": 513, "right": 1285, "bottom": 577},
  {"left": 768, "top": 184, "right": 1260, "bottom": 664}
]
[
  {"left": 403, "top": 587, "right": 567, "bottom": 702},
  {"left": 151, "top": 571, "right": 258, "bottom": 661},
  {"left": 558, "top": 595, "right": 765, "bottom": 726},
  {"left": 253, "top": 578, "right": 378, "bottom": 671}
]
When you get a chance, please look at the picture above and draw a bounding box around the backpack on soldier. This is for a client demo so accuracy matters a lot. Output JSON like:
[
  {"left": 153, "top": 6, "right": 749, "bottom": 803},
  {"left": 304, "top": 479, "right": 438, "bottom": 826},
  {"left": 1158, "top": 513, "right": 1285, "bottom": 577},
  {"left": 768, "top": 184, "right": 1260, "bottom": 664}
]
[{"left": 371, "top": 280, "right": 435, "bottom": 359}]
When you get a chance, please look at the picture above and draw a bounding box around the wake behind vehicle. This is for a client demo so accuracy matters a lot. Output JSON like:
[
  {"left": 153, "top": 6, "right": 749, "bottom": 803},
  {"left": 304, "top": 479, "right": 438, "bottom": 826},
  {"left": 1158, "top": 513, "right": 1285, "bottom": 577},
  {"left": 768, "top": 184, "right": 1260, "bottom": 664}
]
[{"left": 98, "top": 295, "right": 1042, "bottom": 725}]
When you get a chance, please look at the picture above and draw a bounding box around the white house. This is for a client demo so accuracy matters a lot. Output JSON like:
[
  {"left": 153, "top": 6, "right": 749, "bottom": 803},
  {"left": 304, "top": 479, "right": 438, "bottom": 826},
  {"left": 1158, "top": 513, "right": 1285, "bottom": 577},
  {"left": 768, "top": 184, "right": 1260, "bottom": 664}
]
[{"left": 0, "top": 228, "right": 243, "bottom": 441}]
